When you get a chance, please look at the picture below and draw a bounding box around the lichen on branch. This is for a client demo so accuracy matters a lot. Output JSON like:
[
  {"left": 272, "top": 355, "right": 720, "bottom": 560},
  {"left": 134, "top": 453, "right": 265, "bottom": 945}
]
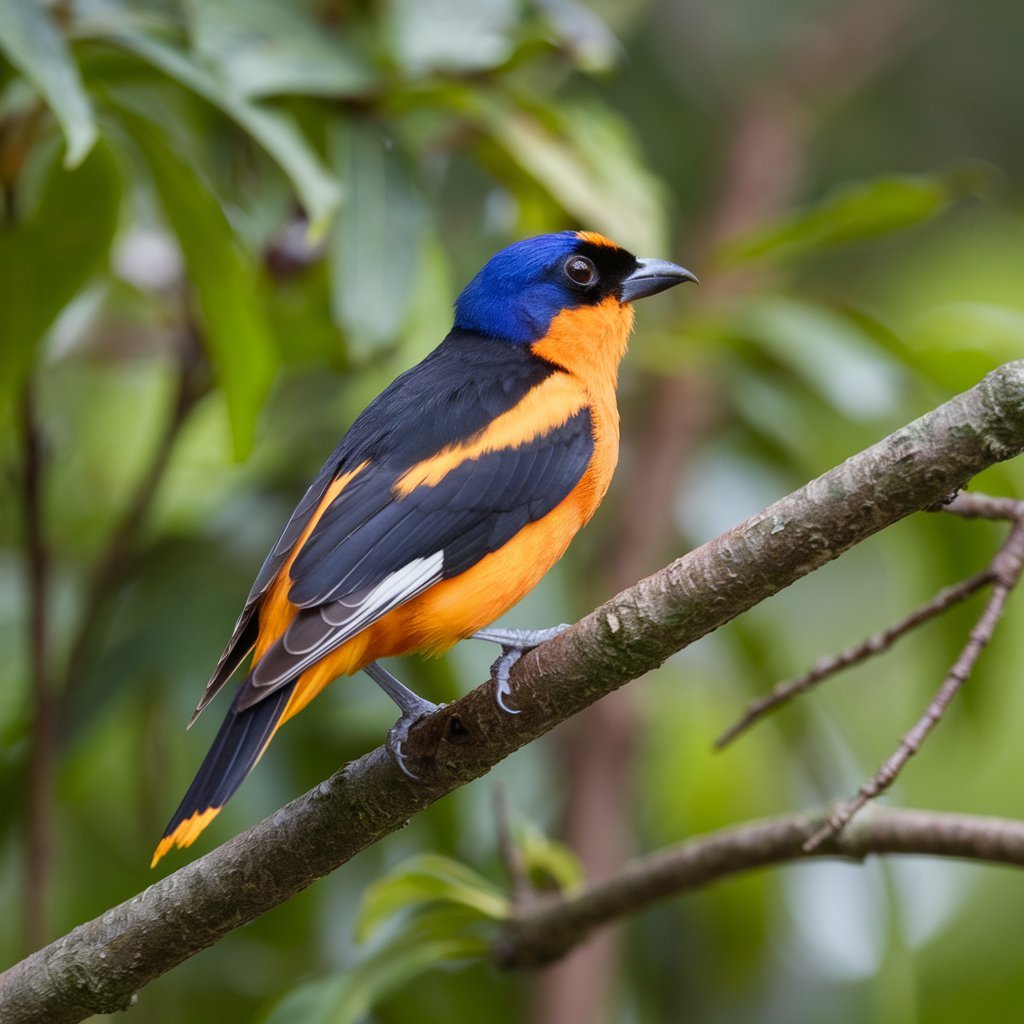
[{"left": 2, "top": 362, "right": 1024, "bottom": 1024}]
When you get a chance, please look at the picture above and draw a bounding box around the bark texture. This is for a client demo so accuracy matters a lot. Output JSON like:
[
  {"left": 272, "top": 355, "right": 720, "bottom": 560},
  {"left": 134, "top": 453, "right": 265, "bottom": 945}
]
[
  {"left": 2, "top": 362, "right": 1024, "bottom": 1022},
  {"left": 494, "top": 806, "right": 1024, "bottom": 967}
]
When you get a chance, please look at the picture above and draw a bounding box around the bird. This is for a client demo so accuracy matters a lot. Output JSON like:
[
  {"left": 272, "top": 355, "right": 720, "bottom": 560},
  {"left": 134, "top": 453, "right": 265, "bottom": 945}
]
[{"left": 151, "top": 230, "right": 696, "bottom": 867}]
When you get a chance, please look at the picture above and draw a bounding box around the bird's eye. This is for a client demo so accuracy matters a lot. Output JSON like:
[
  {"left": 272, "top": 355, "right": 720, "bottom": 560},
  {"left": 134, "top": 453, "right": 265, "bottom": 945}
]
[{"left": 564, "top": 255, "right": 598, "bottom": 287}]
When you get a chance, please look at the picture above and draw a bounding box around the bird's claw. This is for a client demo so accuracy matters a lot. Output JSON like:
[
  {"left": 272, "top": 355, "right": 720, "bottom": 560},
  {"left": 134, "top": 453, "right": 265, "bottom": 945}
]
[
  {"left": 386, "top": 700, "right": 442, "bottom": 780},
  {"left": 478, "top": 624, "right": 572, "bottom": 715},
  {"left": 490, "top": 647, "right": 524, "bottom": 715}
]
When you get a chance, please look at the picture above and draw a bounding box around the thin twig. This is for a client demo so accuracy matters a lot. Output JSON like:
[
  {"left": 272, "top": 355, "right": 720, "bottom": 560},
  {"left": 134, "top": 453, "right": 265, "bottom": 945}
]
[
  {"left": 713, "top": 489, "right": 1024, "bottom": 847},
  {"left": 493, "top": 784, "right": 531, "bottom": 908},
  {"left": 716, "top": 492, "right": 1024, "bottom": 749},
  {"left": 61, "top": 333, "right": 206, "bottom": 698},
  {"left": 804, "top": 515, "right": 1024, "bottom": 850},
  {"left": 19, "top": 333, "right": 204, "bottom": 950},
  {"left": 20, "top": 385, "right": 56, "bottom": 954},
  {"left": 942, "top": 491, "right": 1024, "bottom": 522},
  {"left": 1, "top": 363, "right": 1023, "bottom": 1023},
  {"left": 715, "top": 568, "right": 994, "bottom": 748},
  {"left": 493, "top": 805, "right": 1024, "bottom": 969}
]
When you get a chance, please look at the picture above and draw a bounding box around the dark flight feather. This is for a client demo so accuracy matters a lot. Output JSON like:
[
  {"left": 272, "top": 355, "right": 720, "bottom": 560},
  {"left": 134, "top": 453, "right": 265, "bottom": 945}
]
[
  {"left": 233, "top": 408, "right": 594, "bottom": 708},
  {"left": 190, "top": 331, "right": 560, "bottom": 721},
  {"left": 162, "top": 681, "right": 296, "bottom": 840}
]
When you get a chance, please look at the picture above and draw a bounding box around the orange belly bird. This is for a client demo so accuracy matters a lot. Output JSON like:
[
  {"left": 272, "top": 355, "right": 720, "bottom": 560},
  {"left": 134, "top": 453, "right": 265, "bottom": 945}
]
[{"left": 153, "top": 230, "right": 696, "bottom": 866}]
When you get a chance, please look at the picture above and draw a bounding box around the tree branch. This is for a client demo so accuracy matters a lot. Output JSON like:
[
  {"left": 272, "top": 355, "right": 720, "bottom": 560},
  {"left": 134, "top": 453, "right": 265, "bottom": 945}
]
[
  {"left": 3, "top": 362, "right": 1024, "bottom": 1022},
  {"left": 715, "top": 494, "right": 1024, "bottom": 750},
  {"left": 493, "top": 806, "right": 1024, "bottom": 969},
  {"left": 714, "top": 567, "right": 994, "bottom": 748},
  {"left": 804, "top": 513, "right": 1024, "bottom": 849},
  {"left": 61, "top": 330, "right": 207, "bottom": 699}
]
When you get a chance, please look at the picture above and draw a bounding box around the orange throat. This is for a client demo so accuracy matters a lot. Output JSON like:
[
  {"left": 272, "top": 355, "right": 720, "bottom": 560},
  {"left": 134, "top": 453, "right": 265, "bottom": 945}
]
[
  {"left": 531, "top": 295, "right": 633, "bottom": 462},
  {"left": 530, "top": 295, "right": 634, "bottom": 391}
]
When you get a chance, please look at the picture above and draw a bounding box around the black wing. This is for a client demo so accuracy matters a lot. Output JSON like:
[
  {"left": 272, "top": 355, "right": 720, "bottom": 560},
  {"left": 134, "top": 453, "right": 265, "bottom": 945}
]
[
  {"left": 233, "top": 406, "right": 594, "bottom": 708},
  {"left": 191, "top": 330, "right": 561, "bottom": 720}
]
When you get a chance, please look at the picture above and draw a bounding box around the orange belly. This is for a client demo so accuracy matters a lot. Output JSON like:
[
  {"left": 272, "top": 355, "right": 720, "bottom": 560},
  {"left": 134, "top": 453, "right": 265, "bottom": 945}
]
[
  {"left": 271, "top": 445, "right": 615, "bottom": 726},
  {"left": 253, "top": 295, "right": 631, "bottom": 730}
]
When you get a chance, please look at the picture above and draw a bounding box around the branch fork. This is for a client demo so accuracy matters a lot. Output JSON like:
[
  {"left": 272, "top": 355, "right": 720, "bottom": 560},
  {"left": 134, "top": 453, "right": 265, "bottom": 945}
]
[
  {"left": 716, "top": 492, "right": 1024, "bottom": 851},
  {"left": 4, "top": 362, "right": 1024, "bottom": 1023}
]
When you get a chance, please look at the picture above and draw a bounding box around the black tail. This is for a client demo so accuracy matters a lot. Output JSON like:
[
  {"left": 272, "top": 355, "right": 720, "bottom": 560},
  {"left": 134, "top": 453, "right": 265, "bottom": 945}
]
[{"left": 152, "top": 680, "right": 296, "bottom": 866}]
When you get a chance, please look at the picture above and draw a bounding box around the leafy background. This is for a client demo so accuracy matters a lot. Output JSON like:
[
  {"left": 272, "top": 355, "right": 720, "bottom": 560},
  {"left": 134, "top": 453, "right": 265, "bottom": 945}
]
[{"left": 2, "top": 0, "right": 1023, "bottom": 1021}]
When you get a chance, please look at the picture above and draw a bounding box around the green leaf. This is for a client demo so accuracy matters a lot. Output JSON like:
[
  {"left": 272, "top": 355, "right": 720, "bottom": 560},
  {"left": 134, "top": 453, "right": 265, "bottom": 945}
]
[
  {"left": 0, "top": 143, "right": 119, "bottom": 402},
  {"left": 909, "top": 302, "right": 1024, "bottom": 390},
  {"left": 263, "top": 927, "right": 486, "bottom": 1024},
  {"left": 120, "top": 113, "right": 276, "bottom": 458},
  {"left": 355, "top": 854, "right": 510, "bottom": 944},
  {"left": 720, "top": 165, "right": 992, "bottom": 266},
  {"left": 517, "top": 820, "right": 583, "bottom": 893},
  {"left": 98, "top": 28, "right": 340, "bottom": 234},
  {"left": 265, "top": 903, "right": 491, "bottom": 1024},
  {"left": 0, "top": 0, "right": 98, "bottom": 167},
  {"left": 388, "top": 0, "right": 518, "bottom": 76},
  {"left": 329, "top": 119, "right": 428, "bottom": 360},
  {"left": 737, "top": 297, "right": 905, "bottom": 421},
  {"left": 261, "top": 975, "right": 348, "bottom": 1024},
  {"left": 184, "top": 0, "right": 376, "bottom": 99},
  {"left": 477, "top": 97, "right": 667, "bottom": 254}
]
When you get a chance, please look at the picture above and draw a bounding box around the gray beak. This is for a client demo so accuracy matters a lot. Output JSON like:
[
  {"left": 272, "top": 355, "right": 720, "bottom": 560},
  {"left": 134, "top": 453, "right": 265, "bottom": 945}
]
[{"left": 619, "top": 258, "right": 698, "bottom": 303}]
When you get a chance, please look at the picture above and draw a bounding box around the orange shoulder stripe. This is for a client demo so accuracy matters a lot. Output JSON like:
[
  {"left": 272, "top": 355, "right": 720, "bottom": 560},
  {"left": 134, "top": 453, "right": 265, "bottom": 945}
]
[{"left": 393, "top": 372, "right": 587, "bottom": 495}]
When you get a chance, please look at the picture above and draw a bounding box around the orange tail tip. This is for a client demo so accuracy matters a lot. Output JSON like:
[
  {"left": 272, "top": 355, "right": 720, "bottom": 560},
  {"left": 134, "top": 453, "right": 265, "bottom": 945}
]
[
  {"left": 151, "top": 806, "right": 223, "bottom": 869},
  {"left": 152, "top": 680, "right": 298, "bottom": 868}
]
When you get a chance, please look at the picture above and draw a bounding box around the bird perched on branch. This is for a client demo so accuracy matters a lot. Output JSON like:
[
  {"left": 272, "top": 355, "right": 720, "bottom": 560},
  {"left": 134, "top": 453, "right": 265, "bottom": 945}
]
[{"left": 153, "top": 230, "right": 696, "bottom": 867}]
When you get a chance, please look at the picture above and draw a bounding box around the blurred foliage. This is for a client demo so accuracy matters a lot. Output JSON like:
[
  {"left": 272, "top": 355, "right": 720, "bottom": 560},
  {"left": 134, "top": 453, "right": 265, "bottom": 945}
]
[
  {"left": 1, "top": 0, "right": 1024, "bottom": 1022},
  {"left": 718, "top": 164, "right": 993, "bottom": 268}
]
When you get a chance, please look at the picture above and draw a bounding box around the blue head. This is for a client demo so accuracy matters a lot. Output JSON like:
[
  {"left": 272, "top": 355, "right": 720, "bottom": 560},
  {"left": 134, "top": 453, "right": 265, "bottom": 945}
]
[
  {"left": 454, "top": 232, "right": 585, "bottom": 343},
  {"left": 453, "top": 232, "right": 696, "bottom": 344}
]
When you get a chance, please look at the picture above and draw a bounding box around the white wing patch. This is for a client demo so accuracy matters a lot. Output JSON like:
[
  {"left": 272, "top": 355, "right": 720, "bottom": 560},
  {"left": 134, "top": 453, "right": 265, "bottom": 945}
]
[
  {"left": 331, "top": 551, "right": 445, "bottom": 627},
  {"left": 248, "top": 552, "right": 445, "bottom": 694}
]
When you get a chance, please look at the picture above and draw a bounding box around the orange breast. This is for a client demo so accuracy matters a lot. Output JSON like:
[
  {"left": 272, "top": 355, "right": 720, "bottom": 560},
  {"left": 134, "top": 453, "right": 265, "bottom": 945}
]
[
  {"left": 263, "top": 296, "right": 635, "bottom": 726},
  {"left": 273, "top": 450, "right": 610, "bottom": 725}
]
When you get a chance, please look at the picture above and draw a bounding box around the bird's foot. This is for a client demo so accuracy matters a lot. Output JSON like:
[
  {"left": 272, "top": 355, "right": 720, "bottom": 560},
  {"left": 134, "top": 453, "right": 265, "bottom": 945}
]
[
  {"left": 386, "top": 699, "right": 441, "bottom": 779},
  {"left": 364, "top": 661, "right": 441, "bottom": 779},
  {"left": 472, "top": 625, "right": 571, "bottom": 714}
]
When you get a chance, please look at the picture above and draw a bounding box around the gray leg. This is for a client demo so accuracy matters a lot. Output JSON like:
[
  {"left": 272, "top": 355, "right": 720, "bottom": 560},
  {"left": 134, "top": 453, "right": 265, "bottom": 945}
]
[
  {"left": 364, "top": 661, "right": 440, "bottom": 779},
  {"left": 471, "top": 624, "right": 571, "bottom": 714}
]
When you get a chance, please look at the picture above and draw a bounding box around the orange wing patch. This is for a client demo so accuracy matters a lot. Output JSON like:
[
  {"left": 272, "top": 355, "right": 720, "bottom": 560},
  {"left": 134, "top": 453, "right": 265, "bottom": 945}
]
[{"left": 394, "top": 373, "right": 587, "bottom": 495}]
